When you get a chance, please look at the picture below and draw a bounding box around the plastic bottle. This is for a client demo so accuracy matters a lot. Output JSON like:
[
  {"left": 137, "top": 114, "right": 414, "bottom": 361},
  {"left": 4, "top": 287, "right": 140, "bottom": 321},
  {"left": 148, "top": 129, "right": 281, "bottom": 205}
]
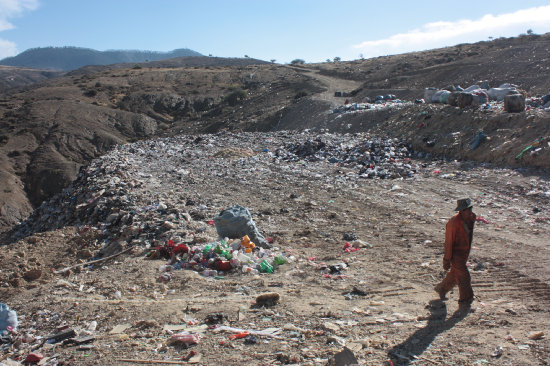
[
  {"left": 202, "top": 244, "right": 212, "bottom": 256},
  {"left": 259, "top": 260, "right": 274, "bottom": 274},
  {"left": 222, "top": 250, "right": 232, "bottom": 260},
  {"left": 274, "top": 255, "right": 287, "bottom": 265},
  {"left": 237, "top": 252, "right": 251, "bottom": 264},
  {"left": 241, "top": 235, "right": 255, "bottom": 253},
  {"left": 230, "top": 239, "right": 241, "bottom": 251},
  {"left": 230, "top": 257, "right": 241, "bottom": 268},
  {"left": 241, "top": 265, "right": 259, "bottom": 275}
]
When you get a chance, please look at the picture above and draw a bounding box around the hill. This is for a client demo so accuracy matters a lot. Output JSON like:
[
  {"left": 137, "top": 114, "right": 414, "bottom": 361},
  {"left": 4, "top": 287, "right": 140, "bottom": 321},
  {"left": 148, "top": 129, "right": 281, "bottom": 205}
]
[
  {"left": 0, "top": 46, "right": 203, "bottom": 71},
  {"left": 0, "top": 34, "right": 549, "bottom": 234},
  {"left": 0, "top": 65, "right": 63, "bottom": 90}
]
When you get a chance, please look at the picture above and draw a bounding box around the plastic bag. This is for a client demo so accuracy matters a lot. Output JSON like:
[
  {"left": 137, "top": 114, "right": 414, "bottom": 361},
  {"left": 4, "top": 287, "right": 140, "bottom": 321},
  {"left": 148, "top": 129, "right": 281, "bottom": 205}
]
[
  {"left": 0, "top": 303, "right": 18, "bottom": 333},
  {"left": 214, "top": 205, "right": 271, "bottom": 248}
]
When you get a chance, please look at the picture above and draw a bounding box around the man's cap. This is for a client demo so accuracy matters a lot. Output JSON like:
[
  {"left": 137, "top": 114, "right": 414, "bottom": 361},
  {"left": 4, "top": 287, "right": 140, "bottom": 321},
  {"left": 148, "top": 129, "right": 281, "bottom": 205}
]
[{"left": 455, "top": 198, "right": 473, "bottom": 211}]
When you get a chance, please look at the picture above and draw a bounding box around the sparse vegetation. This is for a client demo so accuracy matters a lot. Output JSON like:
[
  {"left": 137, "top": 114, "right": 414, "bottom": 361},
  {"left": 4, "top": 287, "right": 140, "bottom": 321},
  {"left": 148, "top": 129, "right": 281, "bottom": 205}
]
[
  {"left": 290, "top": 59, "right": 305, "bottom": 65},
  {"left": 223, "top": 88, "right": 248, "bottom": 106},
  {"left": 83, "top": 89, "right": 97, "bottom": 97}
]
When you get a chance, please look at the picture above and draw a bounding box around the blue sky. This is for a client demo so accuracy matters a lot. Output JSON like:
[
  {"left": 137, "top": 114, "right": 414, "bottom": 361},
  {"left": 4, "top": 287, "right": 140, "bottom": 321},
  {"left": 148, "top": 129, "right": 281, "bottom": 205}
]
[{"left": 1, "top": 0, "right": 550, "bottom": 63}]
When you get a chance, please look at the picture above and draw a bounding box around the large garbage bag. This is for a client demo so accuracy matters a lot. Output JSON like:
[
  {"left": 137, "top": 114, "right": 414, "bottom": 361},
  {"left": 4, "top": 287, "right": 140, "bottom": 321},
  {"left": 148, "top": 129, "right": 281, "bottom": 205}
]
[
  {"left": 434, "top": 90, "right": 451, "bottom": 103},
  {"left": 424, "top": 88, "right": 437, "bottom": 102},
  {"left": 214, "top": 205, "right": 271, "bottom": 249},
  {"left": 472, "top": 90, "right": 489, "bottom": 105},
  {"left": 470, "top": 131, "right": 488, "bottom": 150},
  {"left": 0, "top": 303, "right": 18, "bottom": 333},
  {"left": 463, "top": 85, "right": 481, "bottom": 93},
  {"left": 488, "top": 87, "right": 518, "bottom": 101}
]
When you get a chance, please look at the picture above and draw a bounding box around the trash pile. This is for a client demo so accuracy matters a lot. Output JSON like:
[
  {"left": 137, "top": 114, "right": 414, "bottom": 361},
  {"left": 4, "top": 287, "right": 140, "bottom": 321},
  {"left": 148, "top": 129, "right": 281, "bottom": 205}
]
[
  {"left": 9, "top": 132, "right": 420, "bottom": 246},
  {"left": 278, "top": 136, "right": 417, "bottom": 179},
  {"left": 151, "top": 234, "right": 292, "bottom": 279},
  {"left": 332, "top": 98, "right": 412, "bottom": 115},
  {"left": 147, "top": 204, "right": 289, "bottom": 278},
  {"left": 423, "top": 82, "right": 550, "bottom": 113}
]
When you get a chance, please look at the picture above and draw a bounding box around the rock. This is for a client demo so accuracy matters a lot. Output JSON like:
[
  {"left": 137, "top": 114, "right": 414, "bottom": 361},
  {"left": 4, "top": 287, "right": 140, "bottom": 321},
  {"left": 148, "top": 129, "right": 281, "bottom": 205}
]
[
  {"left": 76, "top": 249, "right": 93, "bottom": 259},
  {"left": 255, "top": 292, "right": 280, "bottom": 307},
  {"left": 327, "top": 347, "right": 359, "bottom": 366},
  {"left": 23, "top": 268, "right": 42, "bottom": 281}
]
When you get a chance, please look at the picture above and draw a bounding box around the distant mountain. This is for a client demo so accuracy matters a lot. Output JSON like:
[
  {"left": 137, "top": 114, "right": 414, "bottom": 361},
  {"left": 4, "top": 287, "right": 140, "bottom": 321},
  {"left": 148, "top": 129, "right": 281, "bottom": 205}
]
[{"left": 0, "top": 46, "right": 203, "bottom": 71}]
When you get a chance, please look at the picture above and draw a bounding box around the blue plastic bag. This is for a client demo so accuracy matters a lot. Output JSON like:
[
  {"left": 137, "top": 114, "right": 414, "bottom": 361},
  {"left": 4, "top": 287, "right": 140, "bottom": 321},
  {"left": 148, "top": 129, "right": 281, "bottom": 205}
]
[{"left": 0, "top": 303, "right": 18, "bottom": 333}]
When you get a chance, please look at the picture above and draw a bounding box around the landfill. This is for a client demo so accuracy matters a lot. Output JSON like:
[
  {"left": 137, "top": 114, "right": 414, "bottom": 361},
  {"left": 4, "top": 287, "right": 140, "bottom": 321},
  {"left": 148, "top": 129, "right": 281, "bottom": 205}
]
[
  {"left": 0, "top": 127, "right": 548, "bottom": 365},
  {"left": 423, "top": 82, "right": 550, "bottom": 112}
]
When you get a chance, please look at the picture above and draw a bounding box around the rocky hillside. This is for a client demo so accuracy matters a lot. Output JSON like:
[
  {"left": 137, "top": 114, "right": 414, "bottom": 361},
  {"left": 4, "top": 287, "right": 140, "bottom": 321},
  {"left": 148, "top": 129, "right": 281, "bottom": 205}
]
[
  {"left": 0, "top": 65, "right": 63, "bottom": 90},
  {"left": 0, "top": 34, "right": 549, "bottom": 233}
]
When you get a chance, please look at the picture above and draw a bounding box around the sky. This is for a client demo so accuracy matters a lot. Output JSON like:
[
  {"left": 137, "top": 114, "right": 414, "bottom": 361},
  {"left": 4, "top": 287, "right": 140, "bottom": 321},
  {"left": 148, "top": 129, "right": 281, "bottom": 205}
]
[{"left": 1, "top": 0, "right": 550, "bottom": 63}]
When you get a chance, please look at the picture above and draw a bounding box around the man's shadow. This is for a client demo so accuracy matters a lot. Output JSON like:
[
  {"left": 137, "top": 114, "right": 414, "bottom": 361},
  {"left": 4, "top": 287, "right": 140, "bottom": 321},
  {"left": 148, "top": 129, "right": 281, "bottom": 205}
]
[{"left": 387, "top": 299, "right": 470, "bottom": 365}]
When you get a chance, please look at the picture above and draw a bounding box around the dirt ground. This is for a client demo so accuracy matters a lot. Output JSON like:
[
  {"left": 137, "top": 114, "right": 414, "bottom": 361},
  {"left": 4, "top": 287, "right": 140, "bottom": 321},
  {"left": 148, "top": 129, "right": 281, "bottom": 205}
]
[
  {"left": 1, "top": 35, "right": 550, "bottom": 365},
  {"left": 1, "top": 131, "right": 549, "bottom": 366}
]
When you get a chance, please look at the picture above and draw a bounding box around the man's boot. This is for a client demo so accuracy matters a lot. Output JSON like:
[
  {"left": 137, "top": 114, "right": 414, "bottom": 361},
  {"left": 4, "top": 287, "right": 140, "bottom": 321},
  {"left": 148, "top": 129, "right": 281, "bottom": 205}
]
[{"left": 434, "top": 284, "right": 448, "bottom": 300}]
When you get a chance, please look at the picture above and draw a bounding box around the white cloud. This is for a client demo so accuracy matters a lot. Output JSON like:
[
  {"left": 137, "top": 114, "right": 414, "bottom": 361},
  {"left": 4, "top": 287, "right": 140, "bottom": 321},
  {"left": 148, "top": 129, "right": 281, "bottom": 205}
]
[
  {"left": 0, "top": 38, "right": 16, "bottom": 58},
  {"left": 353, "top": 5, "right": 550, "bottom": 58},
  {"left": 0, "top": 0, "right": 39, "bottom": 57}
]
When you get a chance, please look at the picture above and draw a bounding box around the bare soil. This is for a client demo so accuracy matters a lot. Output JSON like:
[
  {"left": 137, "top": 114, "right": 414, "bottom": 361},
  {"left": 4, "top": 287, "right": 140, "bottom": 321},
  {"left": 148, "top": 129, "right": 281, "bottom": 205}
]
[
  {"left": 1, "top": 132, "right": 549, "bottom": 365},
  {"left": 1, "top": 33, "right": 550, "bottom": 366}
]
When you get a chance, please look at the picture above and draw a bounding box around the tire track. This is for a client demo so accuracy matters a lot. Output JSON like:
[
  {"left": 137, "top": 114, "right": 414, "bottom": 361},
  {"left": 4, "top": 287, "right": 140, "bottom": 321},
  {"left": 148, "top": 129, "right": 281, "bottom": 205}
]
[{"left": 472, "top": 264, "right": 550, "bottom": 305}]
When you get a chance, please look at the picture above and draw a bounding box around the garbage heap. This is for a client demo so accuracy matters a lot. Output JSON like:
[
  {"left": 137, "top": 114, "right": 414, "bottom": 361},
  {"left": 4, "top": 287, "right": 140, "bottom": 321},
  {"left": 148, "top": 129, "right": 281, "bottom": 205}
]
[
  {"left": 423, "top": 82, "right": 550, "bottom": 113},
  {"left": 150, "top": 234, "right": 292, "bottom": 280},
  {"left": 332, "top": 97, "right": 411, "bottom": 115},
  {"left": 7, "top": 132, "right": 418, "bottom": 264},
  {"left": 277, "top": 136, "right": 416, "bottom": 179}
]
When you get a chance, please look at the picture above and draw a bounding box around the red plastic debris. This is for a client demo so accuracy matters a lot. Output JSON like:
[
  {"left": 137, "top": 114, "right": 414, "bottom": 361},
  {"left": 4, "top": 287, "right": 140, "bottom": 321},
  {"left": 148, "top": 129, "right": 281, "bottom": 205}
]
[
  {"left": 215, "top": 261, "right": 232, "bottom": 271},
  {"left": 24, "top": 353, "right": 43, "bottom": 364},
  {"left": 476, "top": 216, "right": 491, "bottom": 224},
  {"left": 229, "top": 331, "right": 250, "bottom": 340},
  {"left": 343, "top": 242, "right": 359, "bottom": 252},
  {"left": 182, "top": 350, "right": 198, "bottom": 361}
]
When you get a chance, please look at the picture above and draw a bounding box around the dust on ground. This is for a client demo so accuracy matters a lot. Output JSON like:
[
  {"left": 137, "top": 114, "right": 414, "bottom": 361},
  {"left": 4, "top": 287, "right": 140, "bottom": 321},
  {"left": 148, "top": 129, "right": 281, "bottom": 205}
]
[{"left": 1, "top": 132, "right": 549, "bottom": 365}]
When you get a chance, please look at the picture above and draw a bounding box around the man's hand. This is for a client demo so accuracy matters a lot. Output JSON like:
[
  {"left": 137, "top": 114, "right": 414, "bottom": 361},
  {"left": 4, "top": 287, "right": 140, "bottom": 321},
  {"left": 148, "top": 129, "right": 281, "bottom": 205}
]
[{"left": 443, "top": 259, "right": 451, "bottom": 271}]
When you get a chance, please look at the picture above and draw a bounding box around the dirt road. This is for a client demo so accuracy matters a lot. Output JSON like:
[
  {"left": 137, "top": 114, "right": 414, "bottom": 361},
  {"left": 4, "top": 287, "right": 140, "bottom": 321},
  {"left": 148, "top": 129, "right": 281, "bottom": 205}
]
[{"left": 286, "top": 65, "right": 364, "bottom": 106}]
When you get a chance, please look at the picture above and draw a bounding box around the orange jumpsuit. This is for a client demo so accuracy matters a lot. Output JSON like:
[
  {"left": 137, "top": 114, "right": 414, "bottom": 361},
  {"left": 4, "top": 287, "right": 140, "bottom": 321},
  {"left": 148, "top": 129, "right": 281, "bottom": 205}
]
[{"left": 435, "top": 213, "right": 475, "bottom": 303}]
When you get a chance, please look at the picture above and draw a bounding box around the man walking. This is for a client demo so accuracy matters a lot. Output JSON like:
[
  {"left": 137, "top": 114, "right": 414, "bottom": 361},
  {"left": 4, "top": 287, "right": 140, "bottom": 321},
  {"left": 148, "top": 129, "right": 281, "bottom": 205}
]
[{"left": 434, "top": 198, "right": 476, "bottom": 307}]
